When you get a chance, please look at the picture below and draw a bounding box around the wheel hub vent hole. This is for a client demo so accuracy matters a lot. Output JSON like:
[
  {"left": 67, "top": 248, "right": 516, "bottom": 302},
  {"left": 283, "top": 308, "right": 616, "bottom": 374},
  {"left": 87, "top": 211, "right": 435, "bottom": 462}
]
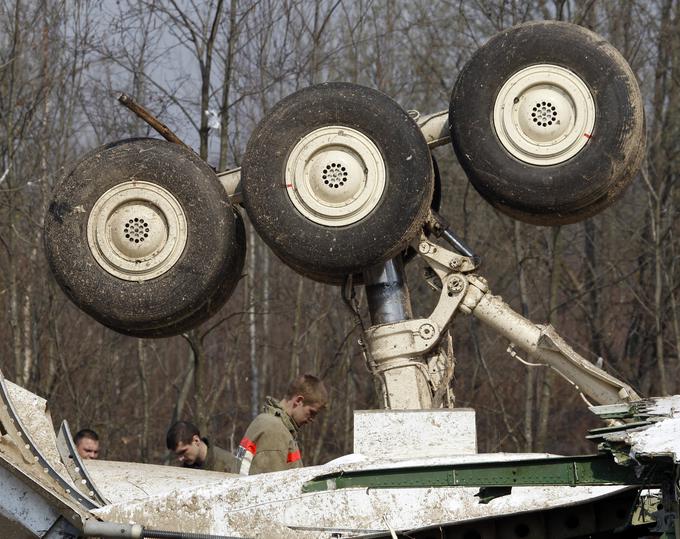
[
  {"left": 531, "top": 101, "right": 557, "bottom": 127},
  {"left": 322, "top": 162, "right": 348, "bottom": 189},
  {"left": 124, "top": 218, "right": 151, "bottom": 243}
]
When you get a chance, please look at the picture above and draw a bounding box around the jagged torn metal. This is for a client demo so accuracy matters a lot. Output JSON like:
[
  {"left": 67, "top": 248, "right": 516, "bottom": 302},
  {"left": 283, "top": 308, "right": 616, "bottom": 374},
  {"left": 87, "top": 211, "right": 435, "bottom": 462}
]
[
  {"left": 625, "top": 396, "right": 680, "bottom": 463},
  {"left": 592, "top": 396, "right": 680, "bottom": 464}
]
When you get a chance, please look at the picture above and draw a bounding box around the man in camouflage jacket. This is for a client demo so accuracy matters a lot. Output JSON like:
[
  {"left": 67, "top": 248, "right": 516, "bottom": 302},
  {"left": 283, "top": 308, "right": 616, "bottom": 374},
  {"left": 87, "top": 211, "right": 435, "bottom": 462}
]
[{"left": 236, "top": 374, "right": 328, "bottom": 475}]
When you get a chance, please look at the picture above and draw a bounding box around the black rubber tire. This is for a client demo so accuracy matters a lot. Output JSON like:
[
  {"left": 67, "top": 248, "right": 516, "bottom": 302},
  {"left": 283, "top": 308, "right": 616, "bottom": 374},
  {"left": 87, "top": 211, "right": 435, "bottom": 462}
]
[
  {"left": 44, "top": 138, "right": 246, "bottom": 338},
  {"left": 449, "top": 21, "right": 645, "bottom": 225},
  {"left": 241, "top": 82, "right": 434, "bottom": 283},
  {"left": 430, "top": 152, "right": 443, "bottom": 214},
  {"left": 403, "top": 152, "right": 442, "bottom": 265},
  {"left": 130, "top": 209, "right": 246, "bottom": 337}
]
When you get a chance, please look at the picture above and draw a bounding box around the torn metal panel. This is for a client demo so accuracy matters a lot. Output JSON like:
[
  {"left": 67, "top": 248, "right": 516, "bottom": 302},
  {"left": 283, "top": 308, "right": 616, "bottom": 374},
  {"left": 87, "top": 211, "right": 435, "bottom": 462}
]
[
  {"left": 0, "top": 380, "right": 675, "bottom": 538},
  {"left": 590, "top": 396, "right": 680, "bottom": 463},
  {"left": 90, "top": 455, "right": 629, "bottom": 537},
  {"left": 0, "top": 373, "right": 97, "bottom": 513},
  {"left": 627, "top": 418, "right": 680, "bottom": 463},
  {"left": 0, "top": 462, "right": 63, "bottom": 538}
]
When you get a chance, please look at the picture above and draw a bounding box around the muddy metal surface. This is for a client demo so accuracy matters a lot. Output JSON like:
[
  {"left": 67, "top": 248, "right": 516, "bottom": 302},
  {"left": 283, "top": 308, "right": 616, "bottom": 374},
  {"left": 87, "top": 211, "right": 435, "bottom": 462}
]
[{"left": 90, "top": 454, "right": 627, "bottom": 537}]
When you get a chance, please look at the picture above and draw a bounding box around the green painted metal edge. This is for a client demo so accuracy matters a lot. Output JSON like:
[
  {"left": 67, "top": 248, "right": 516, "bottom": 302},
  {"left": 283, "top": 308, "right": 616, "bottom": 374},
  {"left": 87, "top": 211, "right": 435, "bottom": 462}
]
[
  {"left": 301, "top": 454, "right": 671, "bottom": 493},
  {"left": 586, "top": 421, "right": 652, "bottom": 437}
]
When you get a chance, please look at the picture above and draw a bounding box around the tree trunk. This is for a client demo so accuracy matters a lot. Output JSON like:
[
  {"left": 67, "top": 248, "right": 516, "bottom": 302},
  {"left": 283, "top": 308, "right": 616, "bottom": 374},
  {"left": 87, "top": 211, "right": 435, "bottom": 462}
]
[
  {"left": 218, "top": 0, "right": 238, "bottom": 170},
  {"left": 536, "top": 227, "right": 561, "bottom": 450},
  {"left": 584, "top": 219, "right": 604, "bottom": 360},
  {"left": 199, "top": 0, "right": 224, "bottom": 160},
  {"left": 290, "top": 275, "right": 305, "bottom": 380},
  {"left": 137, "top": 339, "right": 150, "bottom": 462},
  {"left": 21, "top": 280, "right": 33, "bottom": 386},
  {"left": 247, "top": 222, "right": 259, "bottom": 418},
  {"left": 513, "top": 221, "right": 534, "bottom": 451},
  {"left": 653, "top": 197, "right": 668, "bottom": 394}
]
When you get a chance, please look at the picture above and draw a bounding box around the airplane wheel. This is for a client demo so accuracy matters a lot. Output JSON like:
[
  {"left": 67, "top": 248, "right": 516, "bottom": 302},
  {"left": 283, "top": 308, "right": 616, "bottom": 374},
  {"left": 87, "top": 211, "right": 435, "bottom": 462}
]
[
  {"left": 449, "top": 21, "right": 645, "bottom": 225},
  {"left": 44, "top": 138, "right": 245, "bottom": 338},
  {"left": 241, "top": 82, "right": 434, "bottom": 283}
]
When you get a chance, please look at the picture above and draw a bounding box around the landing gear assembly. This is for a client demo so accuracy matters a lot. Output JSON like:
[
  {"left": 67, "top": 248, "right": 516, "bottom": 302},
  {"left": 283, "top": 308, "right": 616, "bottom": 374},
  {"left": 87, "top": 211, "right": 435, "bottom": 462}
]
[{"left": 32, "top": 22, "right": 675, "bottom": 538}]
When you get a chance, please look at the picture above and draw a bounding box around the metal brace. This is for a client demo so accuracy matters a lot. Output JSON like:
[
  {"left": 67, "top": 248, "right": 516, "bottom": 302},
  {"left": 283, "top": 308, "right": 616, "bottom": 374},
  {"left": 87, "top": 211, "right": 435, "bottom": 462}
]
[
  {"left": 0, "top": 371, "right": 98, "bottom": 510},
  {"left": 363, "top": 235, "right": 477, "bottom": 371},
  {"left": 364, "top": 232, "right": 642, "bottom": 407},
  {"left": 56, "top": 420, "right": 108, "bottom": 506}
]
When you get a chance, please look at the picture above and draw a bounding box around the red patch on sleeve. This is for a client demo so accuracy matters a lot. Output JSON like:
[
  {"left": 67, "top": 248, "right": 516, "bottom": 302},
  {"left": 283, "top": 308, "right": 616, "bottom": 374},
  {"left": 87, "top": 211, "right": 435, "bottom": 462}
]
[
  {"left": 287, "top": 450, "right": 301, "bottom": 463},
  {"left": 239, "top": 437, "right": 257, "bottom": 455}
]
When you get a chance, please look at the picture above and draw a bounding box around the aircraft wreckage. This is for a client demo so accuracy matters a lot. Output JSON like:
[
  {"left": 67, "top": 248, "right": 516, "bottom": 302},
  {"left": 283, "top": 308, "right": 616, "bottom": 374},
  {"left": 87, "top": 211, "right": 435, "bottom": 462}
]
[{"left": 1, "top": 21, "right": 678, "bottom": 539}]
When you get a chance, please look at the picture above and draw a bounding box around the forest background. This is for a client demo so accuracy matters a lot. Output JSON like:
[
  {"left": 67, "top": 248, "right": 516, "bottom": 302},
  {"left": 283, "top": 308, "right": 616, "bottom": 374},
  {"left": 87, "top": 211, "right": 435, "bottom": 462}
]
[{"left": 1, "top": 0, "right": 679, "bottom": 465}]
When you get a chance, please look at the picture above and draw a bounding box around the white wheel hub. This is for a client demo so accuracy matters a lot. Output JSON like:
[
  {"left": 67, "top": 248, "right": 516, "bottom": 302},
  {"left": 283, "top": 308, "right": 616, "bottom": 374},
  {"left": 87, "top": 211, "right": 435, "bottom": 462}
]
[
  {"left": 285, "top": 126, "right": 386, "bottom": 226},
  {"left": 87, "top": 181, "right": 187, "bottom": 281},
  {"left": 493, "top": 64, "right": 595, "bottom": 166}
]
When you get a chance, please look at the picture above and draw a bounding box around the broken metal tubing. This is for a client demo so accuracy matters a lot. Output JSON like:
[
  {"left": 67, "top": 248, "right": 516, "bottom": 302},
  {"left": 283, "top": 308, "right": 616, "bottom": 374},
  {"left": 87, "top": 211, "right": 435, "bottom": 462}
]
[{"left": 82, "top": 519, "right": 238, "bottom": 539}]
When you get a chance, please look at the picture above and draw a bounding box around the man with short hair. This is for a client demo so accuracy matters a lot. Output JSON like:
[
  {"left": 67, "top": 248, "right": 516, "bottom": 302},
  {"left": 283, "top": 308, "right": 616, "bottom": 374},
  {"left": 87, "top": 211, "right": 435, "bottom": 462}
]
[
  {"left": 75, "top": 429, "right": 100, "bottom": 460},
  {"left": 236, "top": 374, "right": 328, "bottom": 475},
  {"left": 166, "top": 421, "right": 235, "bottom": 473}
]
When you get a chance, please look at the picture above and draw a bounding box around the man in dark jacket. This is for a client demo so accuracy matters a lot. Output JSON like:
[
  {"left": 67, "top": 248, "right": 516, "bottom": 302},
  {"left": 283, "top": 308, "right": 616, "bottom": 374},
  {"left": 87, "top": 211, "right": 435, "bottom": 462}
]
[
  {"left": 236, "top": 374, "right": 328, "bottom": 475},
  {"left": 166, "top": 421, "right": 236, "bottom": 473}
]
